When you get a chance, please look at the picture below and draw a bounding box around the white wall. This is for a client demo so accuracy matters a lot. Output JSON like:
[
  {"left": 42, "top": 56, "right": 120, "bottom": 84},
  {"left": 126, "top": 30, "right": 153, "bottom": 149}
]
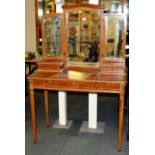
[{"left": 25, "top": 0, "right": 36, "bottom": 52}]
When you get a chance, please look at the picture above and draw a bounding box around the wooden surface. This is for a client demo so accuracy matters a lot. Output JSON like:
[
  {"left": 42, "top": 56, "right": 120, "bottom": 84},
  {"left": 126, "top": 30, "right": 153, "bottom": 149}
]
[{"left": 28, "top": 70, "right": 126, "bottom": 94}]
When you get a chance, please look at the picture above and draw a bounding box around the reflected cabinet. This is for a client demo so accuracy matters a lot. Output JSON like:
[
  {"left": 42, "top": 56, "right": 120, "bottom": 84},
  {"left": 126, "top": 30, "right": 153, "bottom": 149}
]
[{"left": 42, "top": 13, "right": 63, "bottom": 59}]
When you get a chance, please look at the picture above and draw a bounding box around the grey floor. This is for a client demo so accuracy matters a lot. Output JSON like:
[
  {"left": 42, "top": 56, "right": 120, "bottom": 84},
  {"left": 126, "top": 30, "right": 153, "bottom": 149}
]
[{"left": 25, "top": 91, "right": 129, "bottom": 155}]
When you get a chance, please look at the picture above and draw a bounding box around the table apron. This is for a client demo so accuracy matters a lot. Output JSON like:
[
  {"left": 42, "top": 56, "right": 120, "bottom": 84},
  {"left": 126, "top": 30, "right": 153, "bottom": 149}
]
[{"left": 32, "top": 79, "right": 121, "bottom": 93}]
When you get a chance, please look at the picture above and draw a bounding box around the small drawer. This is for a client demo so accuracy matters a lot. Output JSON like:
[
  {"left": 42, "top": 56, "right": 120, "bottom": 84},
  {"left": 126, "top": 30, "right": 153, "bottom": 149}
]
[{"left": 100, "top": 66, "right": 126, "bottom": 74}]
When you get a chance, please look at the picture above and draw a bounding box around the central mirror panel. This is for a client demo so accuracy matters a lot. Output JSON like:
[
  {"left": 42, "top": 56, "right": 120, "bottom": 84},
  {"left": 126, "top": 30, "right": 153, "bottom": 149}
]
[{"left": 66, "top": 11, "right": 100, "bottom": 66}]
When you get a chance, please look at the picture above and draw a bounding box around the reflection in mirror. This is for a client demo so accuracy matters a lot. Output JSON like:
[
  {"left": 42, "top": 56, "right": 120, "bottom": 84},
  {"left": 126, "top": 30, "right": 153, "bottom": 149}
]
[
  {"left": 100, "top": 0, "right": 120, "bottom": 13},
  {"left": 44, "top": 15, "right": 62, "bottom": 57},
  {"left": 67, "top": 11, "right": 100, "bottom": 65},
  {"left": 38, "top": 0, "right": 56, "bottom": 21},
  {"left": 105, "top": 16, "right": 123, "bottom": 58}
]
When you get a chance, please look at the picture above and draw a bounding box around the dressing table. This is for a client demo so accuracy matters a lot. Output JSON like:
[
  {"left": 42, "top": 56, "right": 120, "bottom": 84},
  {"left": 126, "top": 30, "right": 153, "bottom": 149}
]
[{"left": 27, "top": 3, "right": 127, "bottom": 151}]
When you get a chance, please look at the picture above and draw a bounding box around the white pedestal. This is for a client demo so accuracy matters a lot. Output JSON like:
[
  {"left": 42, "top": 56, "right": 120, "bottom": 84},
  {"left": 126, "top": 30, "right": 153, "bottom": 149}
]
[
  {"left": 53, "top": 119, "right": 73, "bottom": 129},
  {"left": 88, "top": 93, "right": 97, "bottom": 129},
  {"left": 58, "top": 91, "right": 67, "bottom": 126},
  {"left": 80, "top": 121, "right": 105, "bottom": 134}
]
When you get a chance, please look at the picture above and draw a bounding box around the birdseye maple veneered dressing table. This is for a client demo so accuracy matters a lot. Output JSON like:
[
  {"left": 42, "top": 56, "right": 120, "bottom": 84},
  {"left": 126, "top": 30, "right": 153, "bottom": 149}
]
[{"left": 27, "top": 3, "right": 127, "bottom": 152}]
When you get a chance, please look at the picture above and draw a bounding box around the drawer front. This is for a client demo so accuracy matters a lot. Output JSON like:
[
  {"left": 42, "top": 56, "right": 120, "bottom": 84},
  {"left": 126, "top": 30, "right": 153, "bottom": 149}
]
[
  {"left": 38, "top": 64, "right": 60, "bottom": 70},
  {"left": 38, "top": 62, "right": 64, "bottom": 71},
  {"left": 45, "top": 80, "right": 120, "bottom": 93},
  {"left": 100, "top": 66, "right": 126, "bottom": 74}
]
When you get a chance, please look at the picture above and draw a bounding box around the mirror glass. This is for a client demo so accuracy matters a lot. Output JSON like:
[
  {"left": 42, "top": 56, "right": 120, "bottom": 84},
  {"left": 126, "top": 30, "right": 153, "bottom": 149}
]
[
  {"left": 105, "top": 16, "right": 123, "bottom": 58},
  {"left": 43, "top": 15, "right": 62, "bottom": 57},
  {"left": 66, "top": 11, "right": 100, "bottom": 65},
  {"left": 38, "top": 0, "right": 56, "bottom": 22}
]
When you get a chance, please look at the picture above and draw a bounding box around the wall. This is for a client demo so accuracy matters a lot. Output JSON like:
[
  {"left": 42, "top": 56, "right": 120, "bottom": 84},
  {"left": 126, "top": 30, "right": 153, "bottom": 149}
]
[{"left": 25, "top": 0, "right": 36, "bottom": 52}]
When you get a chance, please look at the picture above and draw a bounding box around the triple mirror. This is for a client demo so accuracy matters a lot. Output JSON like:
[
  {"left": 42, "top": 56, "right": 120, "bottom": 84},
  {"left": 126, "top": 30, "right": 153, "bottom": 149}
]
[{"left": 41, "top": 5, "right": 125, "bottom": 64}]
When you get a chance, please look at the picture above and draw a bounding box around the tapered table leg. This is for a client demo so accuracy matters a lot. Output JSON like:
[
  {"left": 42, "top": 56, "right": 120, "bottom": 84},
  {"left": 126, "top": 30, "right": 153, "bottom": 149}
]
[
  {"left": 118, "top": 93, "right": 125, "bottom": 151},
  {"left": 44, "top": 90, "right": 49, "bottom": 127},
  {"left": 29, "top": 87, "right": 37, "bottom": 144}
]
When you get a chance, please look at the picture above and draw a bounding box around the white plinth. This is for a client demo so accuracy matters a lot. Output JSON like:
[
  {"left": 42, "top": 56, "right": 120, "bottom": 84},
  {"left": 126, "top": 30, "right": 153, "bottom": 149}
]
[
  {"left": 79, "top": 121, "right": 105, "bottom": 134},
  {"left": 53, "top": 119, "right": 73, "bottom": 129}
]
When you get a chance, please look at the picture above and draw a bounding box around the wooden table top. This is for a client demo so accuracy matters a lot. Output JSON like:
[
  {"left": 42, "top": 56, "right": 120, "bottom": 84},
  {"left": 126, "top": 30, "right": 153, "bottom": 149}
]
[{"left": 27, "top": 70, "right": 126, "bottom": 84}]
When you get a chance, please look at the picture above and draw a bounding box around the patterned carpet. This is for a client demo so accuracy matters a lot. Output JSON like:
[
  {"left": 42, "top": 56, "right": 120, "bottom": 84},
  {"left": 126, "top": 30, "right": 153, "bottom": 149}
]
[{"left": 25, "top": 91, "right": 129, "bottom": 155}]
